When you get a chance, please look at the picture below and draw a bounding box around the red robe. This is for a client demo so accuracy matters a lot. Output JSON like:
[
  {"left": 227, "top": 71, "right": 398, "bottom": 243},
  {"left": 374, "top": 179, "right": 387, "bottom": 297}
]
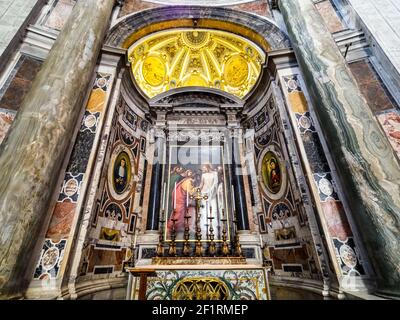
[{"left": 167, "top": 177, "right": 194, "bottom": 234}]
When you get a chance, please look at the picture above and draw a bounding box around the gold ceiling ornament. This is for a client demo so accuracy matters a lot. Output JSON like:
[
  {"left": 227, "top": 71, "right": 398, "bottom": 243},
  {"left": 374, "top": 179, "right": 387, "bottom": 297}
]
[
  {"left": 128, "top": 28, "right": 266, "bottom": 99},
  {"left": 172, "top": 277, "right": 230, "bottom": 300}
]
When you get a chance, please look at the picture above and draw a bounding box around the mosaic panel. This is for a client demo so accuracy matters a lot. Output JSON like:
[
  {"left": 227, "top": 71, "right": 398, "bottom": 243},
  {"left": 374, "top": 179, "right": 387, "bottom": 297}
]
[
  {"left": 80, "top": 98, "right": 148, "bottom": 277},
  {"left": 281, "top": 73, "right": 365, "bottom": 276},
  {"left": 243, "top": 96, "right": 320, "bottom": 279},
  {"left": 146, "top": 269, "right": 269, "bottom": 300},
  {"left": 34, "top": 72, "right": 112, "bottom": 281},
  {"left": 333, "top": 237, "right": 365, "bottom": 276},
  {"left": 33, "top": 239, "right": 67, "bottom": 280}
]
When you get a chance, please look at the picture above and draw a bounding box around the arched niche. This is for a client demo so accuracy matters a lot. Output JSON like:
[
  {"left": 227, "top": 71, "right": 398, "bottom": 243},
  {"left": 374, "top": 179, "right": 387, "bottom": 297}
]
[{"left": 106, "top": 6, "right": 291, "bottom": 53}]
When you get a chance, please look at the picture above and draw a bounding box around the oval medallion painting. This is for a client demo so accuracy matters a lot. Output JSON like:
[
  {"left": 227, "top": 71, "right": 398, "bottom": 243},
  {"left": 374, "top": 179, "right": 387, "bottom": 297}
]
[
  {"left": 224, "top": 55, "right": 249, "bottom": 88},
  {"left": 113, "top": 151, "right": 132, "bottom": 195},
  {"left": 142, "top": 56, "right": 166, "bottom": 87},
  {"left": 261, "top": 151, "right": 282, "bottom": 194}
]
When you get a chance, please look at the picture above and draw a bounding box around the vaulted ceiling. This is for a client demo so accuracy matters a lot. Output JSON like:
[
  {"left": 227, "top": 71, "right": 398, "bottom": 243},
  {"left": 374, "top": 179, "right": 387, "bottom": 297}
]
[{"left": 128, "top": 28, "right": 266, "bottom": 99}]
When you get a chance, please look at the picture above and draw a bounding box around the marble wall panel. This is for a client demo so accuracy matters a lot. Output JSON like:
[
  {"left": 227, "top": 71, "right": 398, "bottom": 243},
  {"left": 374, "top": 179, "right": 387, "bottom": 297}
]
[
  {"left": 0, "top": 109, "right": 15, "bottom": 145},
  {"left": 118, "top": 0, "right": 160, "bottom": 18},
  {"left": 320, "top": 200, "right": 351, "bottom": 241},
  {"left": 243, "top": 96, "right": 321, "bottom": 280},
  {"left": 280, "top": 72, "right": 366, "bottom": 277},
  {"left": 231, "top": 0, "right": 271, "bottom": 17},
  {"left": 44, "top": 0, "right": 76, "bottom": 31},
  {"left": 33, "top": 72, "right": 111, "bottom": 281},
  {"left": 349, "top": 60, "right": 395, "bottom": 114},
  {"left": 315, "top": 0, "right": 345, "bottom": 34},
  {"left": 377, "top": 110, "right": 400, "bottom": 158},
  {"left": 87, "top": 246, "right": 127, "bottom": 273},
  {"left": 269, "top": 245, "right": 310, "bottom": 272},
  {"left": 46, "top": 202, "right": 77, "bottom": 242},
  {"left": 0, "top": 55, "right": 42, "bottom": 111},
  {"left": 79, "top": 97, "right": 149, "bottom": 278}
]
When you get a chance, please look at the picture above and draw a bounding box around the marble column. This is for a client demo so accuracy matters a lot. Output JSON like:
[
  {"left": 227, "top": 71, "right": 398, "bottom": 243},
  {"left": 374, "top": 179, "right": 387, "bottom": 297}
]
[
  {"left": 279, "top": 0, "right": 400, "bottom": 297},
  {"left": 0, "top": 0, "right": 115, "bottom": 298},
  {"left": 146, "top": 130, "right": 165, "bottom": 231},
  {"left": 231, "top": 130, "right": 250, "bottom": 231}
]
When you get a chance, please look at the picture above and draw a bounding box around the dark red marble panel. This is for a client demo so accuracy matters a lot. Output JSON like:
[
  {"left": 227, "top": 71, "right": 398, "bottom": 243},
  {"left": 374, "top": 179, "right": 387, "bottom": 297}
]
[
  {"left": 231, "top": 1, "right": 271, "bottom": 17},
  {"left": 349, "top": 60, "right": 395, "bottom": 114},
  {"left": 118, "top": 0, "right": 161, "bottom": 18},
  {"left": 0, "top": 56, "right": 42, "bottom": 111}
]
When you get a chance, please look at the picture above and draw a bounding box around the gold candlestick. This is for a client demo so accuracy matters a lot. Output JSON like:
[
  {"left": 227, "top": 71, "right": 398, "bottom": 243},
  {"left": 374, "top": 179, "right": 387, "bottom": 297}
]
[
  {"left": 207, "top": 205, "right": 216, "bottom": 257},
  {"left": 168, "top": 216, "right": 178, "bottom": 257},
  {"left": 156, "top": 210, "right": 165, "bottom": 257},
  {"left": 190, "top": 188, "right": 208, "bottom": 257},
  {"left": 183, "top": 210, "right": 192, "bottom": 256},
  {"left": 232, "top": 212, "right": 243, "bottom": 257},
  {"left": 220, "top": 209, "right": 230, "bottom": 256}
]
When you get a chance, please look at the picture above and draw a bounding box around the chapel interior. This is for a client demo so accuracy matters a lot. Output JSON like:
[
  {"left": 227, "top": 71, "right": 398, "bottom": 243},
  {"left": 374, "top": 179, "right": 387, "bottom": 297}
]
[{"left": 0, "top": 0, "right": 399, "bottom": 301}]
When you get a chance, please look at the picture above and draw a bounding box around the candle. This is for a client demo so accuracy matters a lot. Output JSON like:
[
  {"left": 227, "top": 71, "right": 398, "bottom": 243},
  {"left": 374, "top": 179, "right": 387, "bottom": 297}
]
[
  {"left": 259, "top": 234, "right": 263, "bottom": 248},
  {"left": 186, "top": 189, "right": 189, "bottom": 207},
  {"left": 162, "top": 183, "right": 166, "bottom": 210},
  {"left": 133, "top": 233, "right": 138, "bottom": 248},
  {"left": 174, "top": 182, "right": 177, "bottom": 209}
]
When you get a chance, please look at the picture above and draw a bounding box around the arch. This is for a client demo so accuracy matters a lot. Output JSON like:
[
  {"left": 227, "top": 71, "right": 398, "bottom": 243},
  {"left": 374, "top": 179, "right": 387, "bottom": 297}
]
[
  {"left": 149, "top": 87, "right": 244, "bottom": 107},
  {"left": 106, "top": 6, "right": 291, "bottom": 52}
]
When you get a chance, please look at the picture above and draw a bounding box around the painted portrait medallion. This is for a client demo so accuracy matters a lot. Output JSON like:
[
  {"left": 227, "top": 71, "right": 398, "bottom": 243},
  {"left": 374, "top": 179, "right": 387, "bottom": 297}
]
[
  {"left": 261, "top": 151, "right": 282, "bottom": 194},
  {"left": 142, "top": 55, "right": 166, "bottom": 86},
  {"left": 113, "top": 151, "right": 132, "bottom": 195},
  {"left": 108, "top": 145, "right": 135, "bottom": 201},
  {"left": 224, "top": 55, "right": 249, "bottom": 87}
]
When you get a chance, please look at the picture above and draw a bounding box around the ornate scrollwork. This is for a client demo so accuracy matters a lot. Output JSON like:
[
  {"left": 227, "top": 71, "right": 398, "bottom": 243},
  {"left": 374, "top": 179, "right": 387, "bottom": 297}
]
[{"left": 172, "top": 277, "right": 230, "bottom": 300}]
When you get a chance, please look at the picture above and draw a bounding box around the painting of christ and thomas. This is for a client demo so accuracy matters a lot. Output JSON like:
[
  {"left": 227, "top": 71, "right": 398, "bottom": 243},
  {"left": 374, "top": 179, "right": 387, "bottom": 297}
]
[{"left": 163, "top": 145, "right": 230, "bottom": 242}]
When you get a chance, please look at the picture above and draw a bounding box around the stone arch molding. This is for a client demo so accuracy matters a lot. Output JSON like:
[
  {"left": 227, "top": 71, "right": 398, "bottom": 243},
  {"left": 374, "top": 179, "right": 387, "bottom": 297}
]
[
  {"left": 106, "top": 6, "right": 291, "bottom": 52},
  {"left": 143, "top": 0, "right": 256, "bottom": 6}
]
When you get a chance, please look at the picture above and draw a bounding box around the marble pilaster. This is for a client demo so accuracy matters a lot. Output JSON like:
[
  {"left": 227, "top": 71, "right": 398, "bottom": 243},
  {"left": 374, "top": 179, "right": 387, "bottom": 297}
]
[
  {"left": 279, "top": 0, "right": 400, "bottom": 297},
  {"left": 146, "top": 127, "right": 165, "bottom": 231},
  {"left": 229, "top": 126, "right": 250, "bottom": 231},
  {"left": 0, "top": 0, "right": 115, "bottom": 298}
]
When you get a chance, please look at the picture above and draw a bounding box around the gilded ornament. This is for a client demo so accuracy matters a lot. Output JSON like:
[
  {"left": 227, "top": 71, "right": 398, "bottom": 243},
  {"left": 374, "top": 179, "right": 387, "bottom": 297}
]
[
  {"left": 142, "top": 56, "right": 166, "bottom": 86},
  {"left": 128, "top": 29, "right": 265, "bottom": 98}
]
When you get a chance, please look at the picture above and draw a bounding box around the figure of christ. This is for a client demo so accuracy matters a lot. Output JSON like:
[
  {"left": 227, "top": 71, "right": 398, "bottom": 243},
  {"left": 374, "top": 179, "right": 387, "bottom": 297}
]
[
  {"left": 198, "top": 164, "right": 219, "bottom": 240},
  {"left": 167, "top": 170, "right": 196, "bottom": 239}
]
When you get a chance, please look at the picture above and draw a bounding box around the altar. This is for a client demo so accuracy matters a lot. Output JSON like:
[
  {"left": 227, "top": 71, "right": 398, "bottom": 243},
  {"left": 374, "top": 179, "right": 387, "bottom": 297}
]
[{"left": 126, "top": 262, "right": 271, "bottom": 300}]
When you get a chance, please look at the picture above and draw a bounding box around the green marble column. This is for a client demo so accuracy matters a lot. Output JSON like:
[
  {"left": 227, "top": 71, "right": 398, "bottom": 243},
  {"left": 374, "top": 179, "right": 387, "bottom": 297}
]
[
  {"left": 0, "top": 0, "right": 115, "bottom": 299},
  {"left": 279, "top": 0, "right": 400, "bottom": 297}
]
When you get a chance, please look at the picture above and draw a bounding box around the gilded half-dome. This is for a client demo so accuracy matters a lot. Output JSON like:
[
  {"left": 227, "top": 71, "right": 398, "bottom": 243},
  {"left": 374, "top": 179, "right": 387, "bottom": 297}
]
[{"left": 128, "top": 28, "right": 266, "bottom": 99}]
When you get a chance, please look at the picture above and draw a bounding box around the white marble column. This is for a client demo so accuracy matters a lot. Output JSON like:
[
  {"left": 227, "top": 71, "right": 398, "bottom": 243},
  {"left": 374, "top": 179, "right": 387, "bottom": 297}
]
[
  {"left": 0, "top": 0, "right": 115, "bottom": 298},
  {"left": 279, "top": 0, "right": 400, "bottom": 297}
]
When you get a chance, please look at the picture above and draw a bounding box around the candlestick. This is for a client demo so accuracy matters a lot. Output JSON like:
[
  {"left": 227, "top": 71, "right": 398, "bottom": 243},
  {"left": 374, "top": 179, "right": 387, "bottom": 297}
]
[{"left": 174, "top": 182, "right": 177, "bottom": 209}]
